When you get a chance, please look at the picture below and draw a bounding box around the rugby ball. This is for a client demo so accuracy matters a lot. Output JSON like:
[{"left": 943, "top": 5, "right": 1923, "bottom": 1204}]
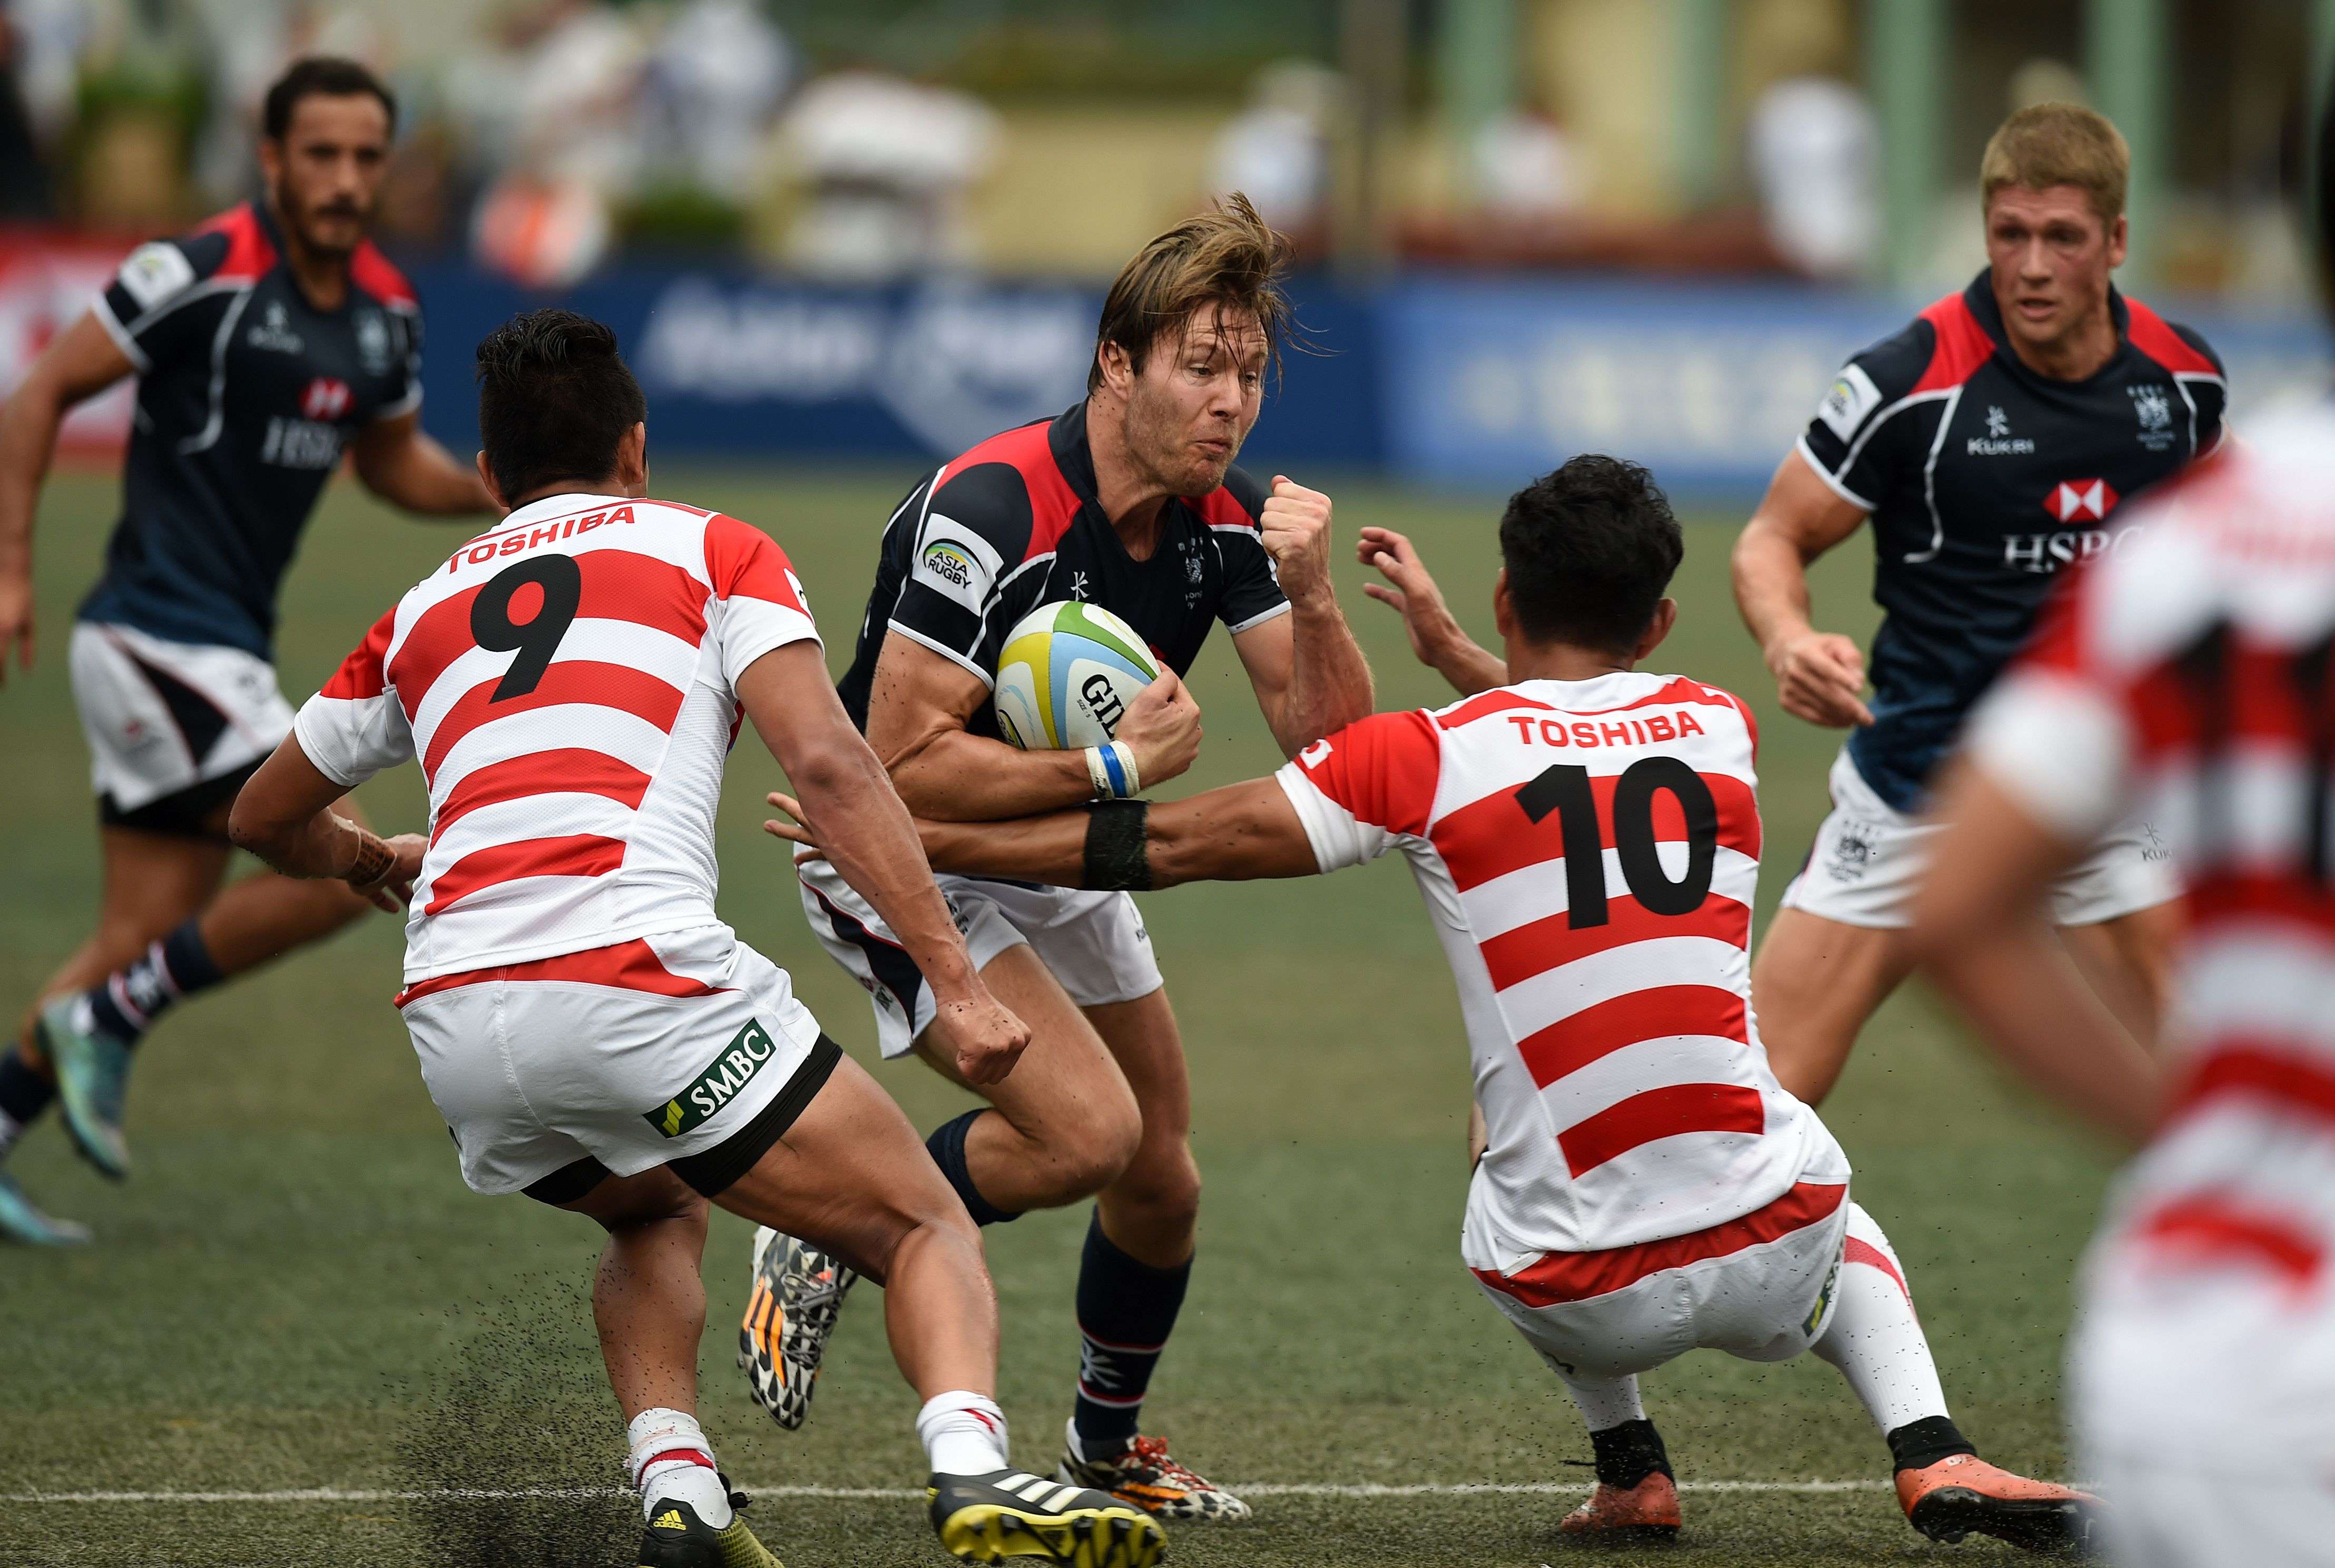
[{"left": 993, "top": 602, "right": 1161, "bottom": 751}]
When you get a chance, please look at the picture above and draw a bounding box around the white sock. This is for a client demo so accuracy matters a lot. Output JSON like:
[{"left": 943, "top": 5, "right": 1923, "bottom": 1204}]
[
  {"left": 917, "top": 1391, "right": 1010, "bottom": 1476},
  {"left": 627, "top": 1407, "right": 732, "bottom": 1529},
  {"left": 0, "top": 1111, "right": 24, "bottom": 1163},
  {"left": 1811, "top": 1202, "right": 1951, "bottom": 1434},
  {"left": 1556, "top": 1369, "right": 1646, "bottom": 1432}
]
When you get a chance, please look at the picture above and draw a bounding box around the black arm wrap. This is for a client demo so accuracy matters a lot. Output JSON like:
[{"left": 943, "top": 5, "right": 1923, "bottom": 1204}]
[{"left": 1082, "top": 800, "right": 1153, "bottom": 891}]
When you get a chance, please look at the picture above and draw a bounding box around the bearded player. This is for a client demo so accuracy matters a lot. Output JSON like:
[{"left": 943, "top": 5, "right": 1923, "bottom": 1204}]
[
  {"left": 1732, "top": 103, "right": 2225, "bottom": 1108},
  {"left": 229, "top": 308, "right": 1161, "bottom": 1568},
  {"left": 741, "top": 195, "right": 1372, "bottom": 1520},
  {"left": 771, "top": 456, "right": 2096, "bottom": 1552},
  {"left": 0, "top": 57, "right": 492, "bottom": 1242}
]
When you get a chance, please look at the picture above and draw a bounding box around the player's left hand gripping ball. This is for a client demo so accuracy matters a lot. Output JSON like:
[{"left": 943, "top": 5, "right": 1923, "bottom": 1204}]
[{"left": 1259, "top": 476, "right": 1334, "bottom": 602}]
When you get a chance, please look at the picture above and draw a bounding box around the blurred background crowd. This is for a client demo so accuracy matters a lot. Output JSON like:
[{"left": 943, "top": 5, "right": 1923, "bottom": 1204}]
[{"left": 0, "top": 0, "right": 2327, "bottom": 302}]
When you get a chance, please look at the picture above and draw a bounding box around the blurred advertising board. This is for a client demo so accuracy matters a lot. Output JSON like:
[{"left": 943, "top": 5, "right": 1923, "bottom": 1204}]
[
  {"left": 408, "top": 264, "right": 1382, "bottom": 476},
  {"left": 1382, "top": 273, "right": 2333, "bottom": 501},
  {"left": 0, "top": 231, "right": 138, "bottom": 455}
]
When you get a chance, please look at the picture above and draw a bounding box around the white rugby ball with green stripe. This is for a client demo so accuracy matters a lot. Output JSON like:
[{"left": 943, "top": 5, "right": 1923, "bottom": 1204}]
[{"left": 993, "top": 601, "right": 1161, "bottom": 751}]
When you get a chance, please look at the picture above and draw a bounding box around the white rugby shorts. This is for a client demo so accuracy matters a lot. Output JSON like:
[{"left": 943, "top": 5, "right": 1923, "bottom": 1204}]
[
  {"left": 796, "top": 855, "right": 1162, "bottom": 1060},
  {"left": 70, "top": 621, "right": 296, "bottom": 824},
  {"left": 396, "top": 925, "right": 836, "bottom": 1198},
  {"left": 1780, "top": 747, "right": 2177, "bottom": 929},
  {"left": 2072, "top": 1232, "right": 2335, "bottom": 1566},
  {"left": 1471, "top": 1179, "right": 1852, "bottom": 1380}
]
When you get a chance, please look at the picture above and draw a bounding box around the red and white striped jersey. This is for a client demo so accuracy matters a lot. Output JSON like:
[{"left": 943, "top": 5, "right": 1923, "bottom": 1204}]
[
  {"left": 1274, "top": 671, "right": 1847, "bottom": 1269},
  {"left": 291, "top": 492, "right": 820, "bottom": 985},
  {"left": 1969, "top": 399, "right": 2335, "bottom": 1297}
]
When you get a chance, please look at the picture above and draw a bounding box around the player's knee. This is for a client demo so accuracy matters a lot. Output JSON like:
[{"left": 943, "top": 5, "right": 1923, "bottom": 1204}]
[
  {"left": 1112, "top": 1140, "right": 1200, "bottom": 1229},
  {"left": 1052, "top": 1097, "right": 1143, "bottom": 1201}
]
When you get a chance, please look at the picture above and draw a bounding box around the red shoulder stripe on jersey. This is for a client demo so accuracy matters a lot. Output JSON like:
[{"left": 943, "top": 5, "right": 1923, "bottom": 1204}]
[
  {"left": 1436, "top": 690, "right": 1558, "bottom": 730},
  {"left": 429, "top": 749, "right": 656, "bottom": 845},
  {"left": 2123, "top": 298, "right": 2218, "bottom": 378},
  {"left": 1193, "top": 486, "right": 1260, "bottom": 531},
  {"left": 389, "top": 550, "right": 715, "bottom": 717},
  {"left": 1483, "top": 894, "right": 1750, "bottom": 994},
  {"left": 393, "top": 936, "right": 727, "bottom": 1005},
  {"left": 1297, "top": 710, "right": 1442, "bottom": 837},
  {"left": 1437, "top": 768, "right": 1761, "bottom": 894},
  {"left": 1910, "top": 292, "right": 1995, "bottom": 395},
  {"left": 1515, "top": 984, "right": 1748, "bottom": 1091},
  {"left": 322, "top": 608, "right": 397, "bottom": 700},
  {"left": 423, "top": 833, "right": 629, "bottom": 915},
  {"left": 703, "top": 513, "right": 807, "bottom": 610},
  {"left": 1472, "top": 1180, "right": 1845, "bottom": 1309},
  {"left": 350, "top": 240, "right": 417, "bottom": 309},
  {"left": 1843, "top": 1237, "right": 1910, "bottom": 1301},
  {"left": 195, "top": 203, "right": 276, "bottom": 282},
  {"left": 422, "top": 662, "right": 685, "bottom": 778},
  {"left": 941, "top": 420, "right": 1085, "bottom": 565},
  {"left": 1557, "top": 1081, "right": 1766, "bottom": 1178},
  {"left": 2130, "top": 1192, "right": 2322, "bottom": 1287}
]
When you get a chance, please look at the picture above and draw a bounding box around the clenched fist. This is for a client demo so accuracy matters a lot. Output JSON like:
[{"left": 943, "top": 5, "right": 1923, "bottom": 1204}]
[{"left": 1259, "top": 475, "right": 1335, "bottom": 605}]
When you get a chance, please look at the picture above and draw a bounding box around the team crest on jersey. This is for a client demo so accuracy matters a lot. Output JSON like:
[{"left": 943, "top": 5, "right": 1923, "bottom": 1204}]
[
  {"left": 356, "top": 310, "right": 393, "bottom": 374},
  {"left": 2131, "top": 384, "right": 2176, "bottom": 452},
  {"left": 246, "top": 299, "right": 304, "bottom": 353}
]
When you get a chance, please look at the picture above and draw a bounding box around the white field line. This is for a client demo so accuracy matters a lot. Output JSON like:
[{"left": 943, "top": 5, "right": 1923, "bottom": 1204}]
[{"left": 1, "top": 1479, "right": 1896, "bottom": 1506}]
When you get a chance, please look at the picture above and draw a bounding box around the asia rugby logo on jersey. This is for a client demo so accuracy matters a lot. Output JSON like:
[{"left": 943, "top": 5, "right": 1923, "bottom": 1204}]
[{"left": 644, "top": 1019, "right": 781, "bottom": 1138}]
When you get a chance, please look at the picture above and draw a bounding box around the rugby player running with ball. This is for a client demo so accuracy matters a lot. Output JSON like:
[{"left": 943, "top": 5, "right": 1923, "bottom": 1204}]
[
  {"left": 769, "top": 456, "right": 2097, "bottom": 1553},
  {"left": 0, "top": 58, "right": 493, "bottom": 1243},
  {"left": 743, "top": 195, "right": 1372, "bottom": 1522}
]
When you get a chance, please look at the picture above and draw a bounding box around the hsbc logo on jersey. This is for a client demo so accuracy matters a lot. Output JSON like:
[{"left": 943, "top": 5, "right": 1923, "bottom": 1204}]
[
  {"left": 2044, "top": 478, "right": 2118, "bottom": 524},
  {"left": 301, "top": 378, "right": 352, "bottom": 420}
]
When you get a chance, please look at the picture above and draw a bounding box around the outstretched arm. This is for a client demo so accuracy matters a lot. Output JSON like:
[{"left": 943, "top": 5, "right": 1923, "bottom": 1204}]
[
  {"left": 0, "top": 310, "right": 137, "bottom": 682},
  {"left": 739, "top": 640, "right": 1029, "bottom": 1084},
  {"left": 1354, "top": 525, "right": 1506, "bottom": 698},
  {"left": 1732, "top": 449, "right": 1875, "bottom": 728},
  {"left": 228, "top": 740, "right": 424, "bottom": 912},
  {"left": 769, "top": 776, "right": 1322, "bottom": 891},
  {"left": 351, "top": 409, "right": 495, "bottom": 517},
  {"left": 1234, "top": 477, "right": 1373, "bottom": 756}
]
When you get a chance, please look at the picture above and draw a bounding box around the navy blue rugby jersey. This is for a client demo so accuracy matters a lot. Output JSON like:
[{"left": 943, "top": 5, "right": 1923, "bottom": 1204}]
[
  {"left": 836, "top": 403, "right": 1289, "bottom": 739},
  {"left": 1798, "top": 270, "right": 2225, "bottom": 810},
  {"left": 79, "top": 202, "right": 425, "bottom": 659}
]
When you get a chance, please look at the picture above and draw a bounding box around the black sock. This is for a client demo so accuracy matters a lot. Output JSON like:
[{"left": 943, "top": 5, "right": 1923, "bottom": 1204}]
[
  {"left": 924, "top": 1110, "right": 1021, "bottom": 1226},
  {"left": 1886, "top": 1415, "right": 1977, "bottom": 1473},
  {"left": 1588, "top": 1419, "right": 1673, "bottom": 1489},
  {"left": 0, "top": 1046, "right": 56, "bottom": 1159},
  {"left": 1071, "top": 1209, "right": 1191, "bottom": 1454},
  {"left": 83, "top": 919, "right": 225, "bottom": 1046}
]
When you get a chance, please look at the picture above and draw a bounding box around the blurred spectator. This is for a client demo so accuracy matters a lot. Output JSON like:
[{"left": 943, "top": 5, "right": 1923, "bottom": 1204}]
[
  {"left": 1747, "top": 74, "right": 1879, "bottom": 280},
  {"left": 1208, "top": 60, "right": 1338, "bottom": 235},
  {"left": 774, "top": 69, "right": 996, "bottom": 280},
  {"left": 1471, "top": 105, "right": 1589, "bottom": 224},
  {"left": 452, "top": 0, "right": 646, "bottom": 287},
  {"left": 636, "top": 0, "right": 790, "bottom": 205}
]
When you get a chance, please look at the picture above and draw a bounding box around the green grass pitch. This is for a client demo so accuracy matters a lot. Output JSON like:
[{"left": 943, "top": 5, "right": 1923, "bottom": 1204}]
[{"left": 0, "top": 465, "right": 2114, "bottom": 1565}]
